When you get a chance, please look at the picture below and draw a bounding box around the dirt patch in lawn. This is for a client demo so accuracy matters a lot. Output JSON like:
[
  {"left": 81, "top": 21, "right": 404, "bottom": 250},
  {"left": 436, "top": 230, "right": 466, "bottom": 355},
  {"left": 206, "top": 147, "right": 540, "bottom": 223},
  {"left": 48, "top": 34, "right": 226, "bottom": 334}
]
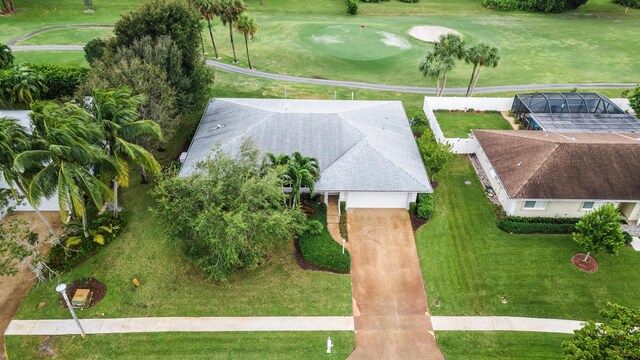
[
  {"left": 59, "top": 278, "right": 107, "bottom": 309},
  {"left": 572, "top": 253, "right": 599, "bottom": 273}
]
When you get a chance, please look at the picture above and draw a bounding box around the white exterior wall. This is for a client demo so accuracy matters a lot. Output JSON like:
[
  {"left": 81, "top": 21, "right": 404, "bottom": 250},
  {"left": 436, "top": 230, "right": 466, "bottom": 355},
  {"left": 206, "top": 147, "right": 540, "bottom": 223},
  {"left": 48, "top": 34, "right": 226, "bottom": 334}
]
[
  {"left": 512, "top": 200, "right": 640, "bottom": 221},
  {"left": 425, "top": 97, "right": 514, "bottom": 111},
  {"left": 344, "top": 191, "right": 414, "bottom": 209},
  {"left": 475, "top": 146, "right": 514, "bottom": 212},
  {"left": 0, "top": 175, "right": 59, "bottom": 219}
]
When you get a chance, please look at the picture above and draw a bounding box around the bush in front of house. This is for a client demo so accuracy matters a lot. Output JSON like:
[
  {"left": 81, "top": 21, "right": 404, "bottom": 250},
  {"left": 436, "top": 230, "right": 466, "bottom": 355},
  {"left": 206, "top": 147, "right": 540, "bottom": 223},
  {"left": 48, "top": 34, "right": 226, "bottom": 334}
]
[
  {"left": 298, "top": 201, "right": 350, "bottom": 272},
  {"left": 506, "top": 215, "right": 581, "bottom": 224},
  {"left": 417, "top": 193, "right": 433, "bottom": 219},
  {"left": 339, "top": 201, "right": 348, "bottom": 241},
  {"left": 497, "top": 220, "right": 576, "bottom": 234}
]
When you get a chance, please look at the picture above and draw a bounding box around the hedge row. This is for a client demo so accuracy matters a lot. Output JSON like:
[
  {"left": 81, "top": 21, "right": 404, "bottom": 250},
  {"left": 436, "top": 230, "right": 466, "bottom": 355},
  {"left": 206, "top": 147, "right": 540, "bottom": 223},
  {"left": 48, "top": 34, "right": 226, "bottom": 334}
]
[
  {"left": 505, "top": 216, "right": 581, "bottom": 224},
  {"left": 483, "top": 0, "right": 587, "bottom": 12},
  {"left": 27, "top": 63, "right": 89, "bottom": 100},
  {"left": 497, "top": 220, "right": 575, "bottom": 234},
  {"left": 339, "top": 201, "right": 348, "bottom": 241},
  {"left": 298, "top": 202, "right": 350, "bottom": 272}
]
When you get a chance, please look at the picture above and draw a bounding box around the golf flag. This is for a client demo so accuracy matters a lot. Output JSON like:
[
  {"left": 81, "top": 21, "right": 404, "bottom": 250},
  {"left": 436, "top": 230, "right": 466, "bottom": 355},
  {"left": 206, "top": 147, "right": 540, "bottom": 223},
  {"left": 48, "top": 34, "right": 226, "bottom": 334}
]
[{"left": 361, "top": 25, "right": 365, "bottom": 28}]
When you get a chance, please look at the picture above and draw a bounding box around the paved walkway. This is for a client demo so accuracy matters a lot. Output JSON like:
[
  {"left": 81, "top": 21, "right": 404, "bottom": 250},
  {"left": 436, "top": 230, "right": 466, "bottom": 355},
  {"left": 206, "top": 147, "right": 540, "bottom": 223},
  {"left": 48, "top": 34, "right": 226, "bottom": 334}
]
[
  {"left": 5, "top": 317, "right": 354, "bottom": 335},
  {"left": 347, "top": 209, "right": 444, "bottom": 360},
  {"left": 7, "top": 24, "right": 113, "bottom": 46},
  {"left": 5, "top": 315, "right": 588, "bottom": 336}
]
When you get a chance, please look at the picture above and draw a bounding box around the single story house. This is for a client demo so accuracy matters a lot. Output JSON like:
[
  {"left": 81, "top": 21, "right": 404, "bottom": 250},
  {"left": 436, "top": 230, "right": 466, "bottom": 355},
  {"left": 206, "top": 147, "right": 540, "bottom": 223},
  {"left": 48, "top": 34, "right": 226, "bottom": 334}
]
[
  {"left": 179, "top": 98, "right": 432, "bottom": 209},
  {"left": 473, "top": 130, "right": 640, "bottom": 221},
  {"left": 0, "top": 110, "right": 59, "bottom": 218}
]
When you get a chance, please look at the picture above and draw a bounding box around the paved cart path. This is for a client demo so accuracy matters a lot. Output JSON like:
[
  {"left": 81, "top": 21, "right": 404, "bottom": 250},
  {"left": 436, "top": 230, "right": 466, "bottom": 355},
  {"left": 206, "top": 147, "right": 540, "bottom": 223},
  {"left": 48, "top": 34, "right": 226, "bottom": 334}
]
[
  {"left": 8, "top": 45, "right": 636, "bottom": 95},
  {"left": 7, "top": 24, "right": 113, "bottom": 46},
  {"left": 5, "top": 316, "right": 587, "bottom": 336}
]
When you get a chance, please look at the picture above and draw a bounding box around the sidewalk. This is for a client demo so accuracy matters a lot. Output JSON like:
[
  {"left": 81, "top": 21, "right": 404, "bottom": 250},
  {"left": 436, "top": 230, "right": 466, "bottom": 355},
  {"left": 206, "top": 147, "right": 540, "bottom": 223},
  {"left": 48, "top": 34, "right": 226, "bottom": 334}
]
[
  {"left": 5, "top": 316, "right": 587, "bottom": 336},
  {"left": 5, "top": 316, "right": 354, "bottom": 336}
]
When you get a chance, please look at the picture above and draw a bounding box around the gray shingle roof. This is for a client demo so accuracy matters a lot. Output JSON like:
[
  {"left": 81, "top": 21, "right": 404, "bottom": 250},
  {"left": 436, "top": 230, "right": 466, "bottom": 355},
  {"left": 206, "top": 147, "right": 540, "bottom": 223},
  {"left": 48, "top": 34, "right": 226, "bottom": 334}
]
[{"left": 179, "top": 99, "right": 432, "bottom": 193}]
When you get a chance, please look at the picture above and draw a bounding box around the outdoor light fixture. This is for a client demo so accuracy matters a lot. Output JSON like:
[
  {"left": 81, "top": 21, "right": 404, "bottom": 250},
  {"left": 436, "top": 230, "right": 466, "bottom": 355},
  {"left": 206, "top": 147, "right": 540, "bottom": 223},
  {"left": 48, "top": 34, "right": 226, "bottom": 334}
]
[{"left": 56, "top": 283, "right": 86, "bottom": 339}]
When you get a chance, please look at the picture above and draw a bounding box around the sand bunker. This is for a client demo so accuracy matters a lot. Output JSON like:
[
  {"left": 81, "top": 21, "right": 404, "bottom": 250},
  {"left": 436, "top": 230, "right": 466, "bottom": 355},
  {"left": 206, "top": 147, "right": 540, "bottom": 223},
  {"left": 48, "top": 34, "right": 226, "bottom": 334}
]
[
  {"left": 311, "top": 34, "right": 343, "bottom": 45},
  {"left": 377, "top": 31, "right": 412, "bottom": 50},
  {"left": 408, "top": 26, "right": 462, "bottom": 42}
]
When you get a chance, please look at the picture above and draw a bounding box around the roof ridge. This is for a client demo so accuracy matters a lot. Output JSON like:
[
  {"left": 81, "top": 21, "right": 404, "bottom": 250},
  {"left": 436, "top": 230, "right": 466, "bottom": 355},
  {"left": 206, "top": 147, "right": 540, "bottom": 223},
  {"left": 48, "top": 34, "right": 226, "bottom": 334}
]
[{"left": 217, "top": 100, "right": 277, "bottom": 152}]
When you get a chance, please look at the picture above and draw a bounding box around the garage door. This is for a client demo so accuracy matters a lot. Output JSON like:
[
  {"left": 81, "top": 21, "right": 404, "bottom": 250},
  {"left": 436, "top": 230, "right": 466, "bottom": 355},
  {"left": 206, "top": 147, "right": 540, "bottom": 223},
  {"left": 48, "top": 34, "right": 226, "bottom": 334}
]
[{"left": 346, "top": 192, "right": 408, "bottom": 209}]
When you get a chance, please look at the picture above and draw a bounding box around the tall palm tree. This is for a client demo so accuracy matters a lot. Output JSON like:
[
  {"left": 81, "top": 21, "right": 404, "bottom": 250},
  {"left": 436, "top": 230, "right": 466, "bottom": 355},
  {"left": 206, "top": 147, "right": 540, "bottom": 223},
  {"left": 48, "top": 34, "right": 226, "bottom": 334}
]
[
  {"left": 217, "top": 0, "right": 246, "bottom": 64},
  {"left": 193, "top": 0, "right": 221, "bottom": 59},
  {"left": 0, "top": 117, "right": 56, "bottom": 236},
  {"left": 286, "top": 152, "right": 319, "bottom": 209},
  {"left": 0, "top": 65, "right": 48, "bottom": 107},
  {"left": 90, "top": 87, "right": 162, "bottom": 219},
  {"left": 14, "top": 102, "right": 118, "bottom": 238},
  {"left": 464, "top": 43, "right": 500, "bottom": 97},
  {"left": 0, "top": 43, "right": 14, "bottom": 69},
  {"left": 433, "top": 34, "right": 465, "bottom": 96},
  {"left": 234, "top": 13, "right": 258, "bottom": 69},
  {"left": 419, "top": 51, "right": 454, "bottom": 97}
]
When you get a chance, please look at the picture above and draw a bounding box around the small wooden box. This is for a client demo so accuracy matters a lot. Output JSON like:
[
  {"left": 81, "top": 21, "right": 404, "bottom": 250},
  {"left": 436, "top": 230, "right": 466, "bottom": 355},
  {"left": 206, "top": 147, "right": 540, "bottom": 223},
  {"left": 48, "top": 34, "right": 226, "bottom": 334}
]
[{"left": 71, "top": 289, "right": 91, "bottom": 307}]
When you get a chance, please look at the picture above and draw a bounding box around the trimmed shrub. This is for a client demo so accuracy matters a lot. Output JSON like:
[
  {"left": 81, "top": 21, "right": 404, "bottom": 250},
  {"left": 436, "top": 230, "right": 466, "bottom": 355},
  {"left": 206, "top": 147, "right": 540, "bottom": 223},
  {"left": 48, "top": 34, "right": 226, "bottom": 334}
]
[
  {"left": 298, "top": 202, "right": 350, "bottom": 272},
  {"left": 623, "top": 231, "right": 633, "bottom": 245},
  {"left": 409, "top": 202, "right": 417, "bottom": 217},
  {"left": 27, "top": 64, "right": 89, "bottom": 100},
  {"left": 613, "top": 0, "right": 640, "bottom": 8},
  {"left": 346, "top": 0, "right": 358, "bottom": 14},
  {"left": 506, "top": 216, "right": 581, "bottom": 224},
  {"left": 339, "top": 201, "right": 348, "bottom": 241},
  {"left": 417, "top": 193, "right": 433, "bottom": 219},
  {"left": 497, "top": 220, "right": 575, "bottom": 234}
]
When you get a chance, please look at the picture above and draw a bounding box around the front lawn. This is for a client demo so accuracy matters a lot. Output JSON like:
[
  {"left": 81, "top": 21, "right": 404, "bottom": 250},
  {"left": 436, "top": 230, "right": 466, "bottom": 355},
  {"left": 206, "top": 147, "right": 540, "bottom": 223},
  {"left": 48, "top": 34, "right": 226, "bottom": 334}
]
[
  {"left": 418, "top": 156, "right": 640, "bottom": 321},
  {"left": 14, "top": 176, "right": 352, "bottom": 320},
  {"left": 437, "top": 331, "right": 571, "bottom": 359},
  {"left": 435, "top": 112, "right": 512, "bottom": 138},
  {"left": 7, "top": 331, "right": 355, "bottom": 359}
]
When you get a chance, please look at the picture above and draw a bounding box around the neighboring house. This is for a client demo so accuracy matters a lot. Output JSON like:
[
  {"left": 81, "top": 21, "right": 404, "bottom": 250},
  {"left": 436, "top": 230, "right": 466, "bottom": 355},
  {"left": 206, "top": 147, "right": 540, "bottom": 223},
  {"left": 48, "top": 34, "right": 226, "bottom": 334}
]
[
  {"left": 0, "top": 110, "right": 60, "bottom": 219},
  {"left": 473, "top": 130, "right": 640, "bottom": 222},
  {"left": 512, "top": 92, "right": 640, "bottom": 133},
  {"left": 179, "top": 98, "right": 432, "bottom": 209}
]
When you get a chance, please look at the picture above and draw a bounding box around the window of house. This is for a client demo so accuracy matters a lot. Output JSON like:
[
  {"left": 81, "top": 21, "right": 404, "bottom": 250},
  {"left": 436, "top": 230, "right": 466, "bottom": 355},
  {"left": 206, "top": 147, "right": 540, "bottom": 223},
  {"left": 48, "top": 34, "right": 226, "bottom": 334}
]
[
  {"left": 489, "top": 169, "right": 497, "bottom": 178},
  {"left": 523, "top": 201, "right": 547, "bottom": 210},
  {"left": 581, "top": 201, "right": 595, "bottom": 210}
]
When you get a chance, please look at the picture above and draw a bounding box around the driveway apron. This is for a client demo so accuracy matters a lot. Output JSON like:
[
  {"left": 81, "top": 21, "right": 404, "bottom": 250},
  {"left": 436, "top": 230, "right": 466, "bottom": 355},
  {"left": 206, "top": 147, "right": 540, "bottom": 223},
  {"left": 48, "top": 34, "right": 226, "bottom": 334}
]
[{"left": 347, "top": 209, "right": 444, "bottom": 360}]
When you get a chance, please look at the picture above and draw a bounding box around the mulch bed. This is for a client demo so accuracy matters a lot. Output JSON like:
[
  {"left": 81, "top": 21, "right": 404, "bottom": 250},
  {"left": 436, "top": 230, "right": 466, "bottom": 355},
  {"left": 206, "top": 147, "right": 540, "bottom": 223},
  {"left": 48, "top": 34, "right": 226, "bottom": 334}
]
[
  {"left": 59, "top": 278, "right": 107, "bottom": 309},
  {"left": 293, "top": 239, "right": 349, "bottom": 274},
  {"left": 410, "top": 213, "right": 430, "bottom": 232},
  {"left": 571, "top": 253, "right": 599, "bottom": 273}
]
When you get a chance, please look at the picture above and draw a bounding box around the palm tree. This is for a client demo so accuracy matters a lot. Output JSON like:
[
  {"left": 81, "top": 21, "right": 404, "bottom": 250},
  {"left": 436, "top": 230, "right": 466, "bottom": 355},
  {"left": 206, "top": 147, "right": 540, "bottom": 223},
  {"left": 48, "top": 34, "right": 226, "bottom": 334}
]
[
  {"left": 234, "top": 13, "right": 258, "bottom": 69},
  {"left": 14, "top": 102, "right": 118, "bottom": 238},
  {"left": 193, "top": 0, "right": 221, "bottom": 59},
  {"left": 0, "top": 65, "right": 48, "bottom": 107},
  {"left": 217, "top": 0, "right": 246, "bottom": 64},
  {"left": 433, "top": 34, "right": 465, "bottom": 96},
  {"left": 89, "top": 87, "right": 162, "bottom": 219},
  {"left": 286, "top": 152, "right": 319, "bottom": 209},
  {"left": 464, "top": 43, "right": 500, "bottom": 97},
  {"left": 0, "top": 117, "right": 56, "bottom": 236},
  {"left": 0, "top": 43, "right": 14, "bottom": 69},
  {"left": 419, "top": 51, "right": 454, "bottom": 97}
]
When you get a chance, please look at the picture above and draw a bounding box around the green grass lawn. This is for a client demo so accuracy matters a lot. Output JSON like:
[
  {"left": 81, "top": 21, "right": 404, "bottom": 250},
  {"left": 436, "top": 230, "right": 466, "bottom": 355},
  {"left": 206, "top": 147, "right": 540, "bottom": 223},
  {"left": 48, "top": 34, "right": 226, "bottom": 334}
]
[
  {"left": 437, "top": 331, "right": 571, "bottom": 359},
  {"left": 13, "top": 50, "right": 88, "bottom": 67},
  {"left": 436, "top": 112, "right": 512, "bottom": 138},
  {"left": 18, "top": 26, "right": 113, "bottom": 45},
  {"left": 418, "top": 156, "right": 640, "bottom": 321},
  {"left": 6, "top": 331, "right": 355, "bottom": 359},
  {"left": 3, "top": 0, "right": 639, "bottom": 87}
]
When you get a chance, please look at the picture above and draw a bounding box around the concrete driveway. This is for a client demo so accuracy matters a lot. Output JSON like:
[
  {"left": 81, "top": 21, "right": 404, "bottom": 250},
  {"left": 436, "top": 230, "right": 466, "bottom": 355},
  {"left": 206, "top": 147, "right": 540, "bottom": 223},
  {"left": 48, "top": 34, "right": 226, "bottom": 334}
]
[{"left": 347, "top": 209, "right": 443, "bottom": 360}]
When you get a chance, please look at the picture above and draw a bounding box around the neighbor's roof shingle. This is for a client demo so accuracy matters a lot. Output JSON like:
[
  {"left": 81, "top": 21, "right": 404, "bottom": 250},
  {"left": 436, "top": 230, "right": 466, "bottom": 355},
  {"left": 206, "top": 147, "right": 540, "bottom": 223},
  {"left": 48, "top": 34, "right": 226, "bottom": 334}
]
[
  {"left": 179, "top": 99, "right": 432, "bottom": 193},
  {"left": 474, "top": 130, "right": 640, "bottom": 200}
]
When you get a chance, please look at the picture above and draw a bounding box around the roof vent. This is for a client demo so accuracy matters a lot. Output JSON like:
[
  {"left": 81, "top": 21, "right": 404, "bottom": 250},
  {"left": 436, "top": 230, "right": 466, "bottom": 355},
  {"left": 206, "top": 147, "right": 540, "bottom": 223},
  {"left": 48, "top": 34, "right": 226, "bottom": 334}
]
[
  {"left": 215, "top": 124, "right": 225, "bottom": 130},
  {"left": 516, "top": 161, "right": 522, "bottom": 166},
  {"left": 570, "top": 136, "right": 576, "bottom": 140}
]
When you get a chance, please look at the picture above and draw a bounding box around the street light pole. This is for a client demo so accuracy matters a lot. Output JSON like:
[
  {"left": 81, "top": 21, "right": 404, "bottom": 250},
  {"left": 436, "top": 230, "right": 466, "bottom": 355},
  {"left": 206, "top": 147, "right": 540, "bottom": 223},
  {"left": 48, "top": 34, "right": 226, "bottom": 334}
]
[{"left": 56, "top": 284, "right": 86, "bottom": 339}]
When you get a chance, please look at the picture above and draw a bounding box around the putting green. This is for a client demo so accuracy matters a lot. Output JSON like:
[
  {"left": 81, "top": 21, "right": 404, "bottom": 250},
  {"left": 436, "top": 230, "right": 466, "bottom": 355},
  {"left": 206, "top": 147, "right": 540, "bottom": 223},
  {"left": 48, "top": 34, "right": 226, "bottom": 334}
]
[{"left": 299, "top": 24, "right": 413, "bottom": 61}]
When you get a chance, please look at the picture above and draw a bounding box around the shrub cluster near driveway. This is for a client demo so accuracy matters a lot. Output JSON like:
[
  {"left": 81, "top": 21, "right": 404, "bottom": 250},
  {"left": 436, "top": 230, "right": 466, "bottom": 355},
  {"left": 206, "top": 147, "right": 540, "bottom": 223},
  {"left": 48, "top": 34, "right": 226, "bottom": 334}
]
[{"left": 298, "top": 200, "right": 351, "bottom": 272}]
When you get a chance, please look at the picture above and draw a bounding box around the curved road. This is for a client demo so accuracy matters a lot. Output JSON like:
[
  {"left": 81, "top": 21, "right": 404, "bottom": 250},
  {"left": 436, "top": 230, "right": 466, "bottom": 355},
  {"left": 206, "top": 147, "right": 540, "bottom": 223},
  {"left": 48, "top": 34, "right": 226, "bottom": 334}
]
[{"left": 9, "top": 44, "right": 637, "bottom": 95}]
